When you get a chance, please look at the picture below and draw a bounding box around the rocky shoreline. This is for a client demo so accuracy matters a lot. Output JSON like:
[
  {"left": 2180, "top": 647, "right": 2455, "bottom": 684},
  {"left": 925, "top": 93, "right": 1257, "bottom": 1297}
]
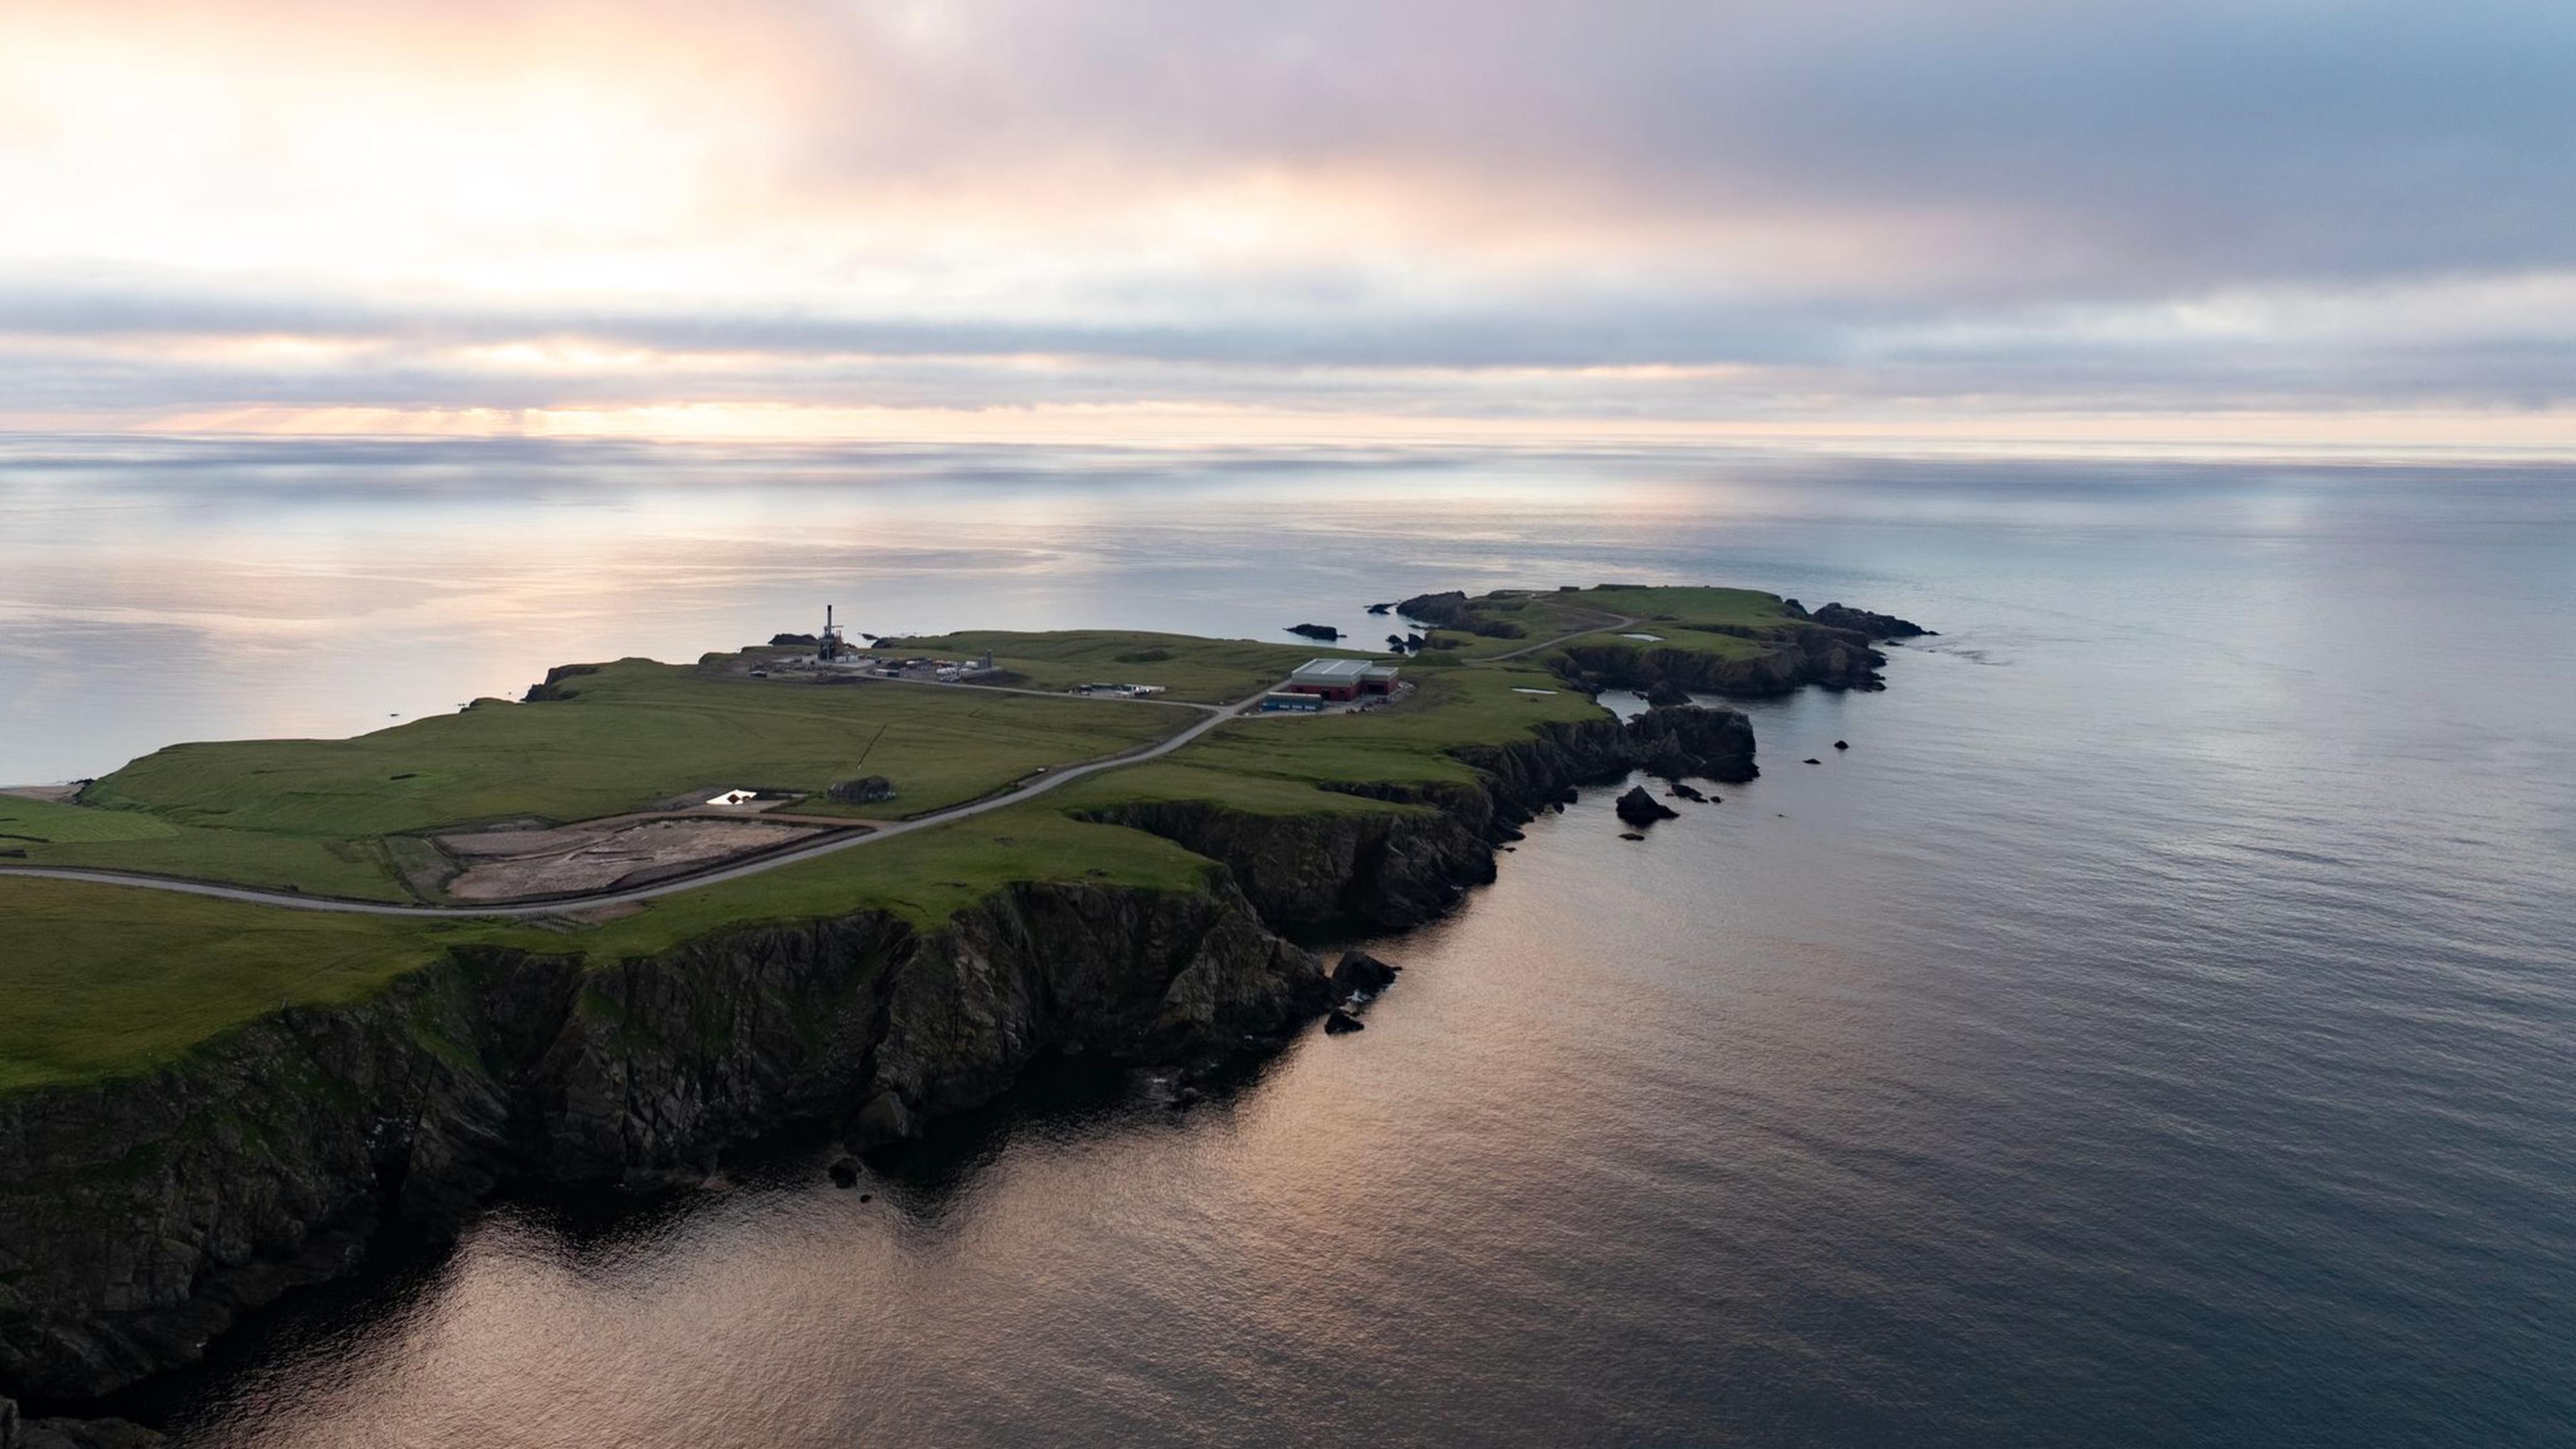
[{"left": 0, "top": 703, "right": 1756, "bottom": 1420}]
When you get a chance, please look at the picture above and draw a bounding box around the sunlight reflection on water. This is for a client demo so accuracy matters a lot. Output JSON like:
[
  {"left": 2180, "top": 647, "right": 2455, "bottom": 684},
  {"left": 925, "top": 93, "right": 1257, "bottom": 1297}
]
[{"left": 12, "top": 438, "right": 2573, "bottom": 1446}]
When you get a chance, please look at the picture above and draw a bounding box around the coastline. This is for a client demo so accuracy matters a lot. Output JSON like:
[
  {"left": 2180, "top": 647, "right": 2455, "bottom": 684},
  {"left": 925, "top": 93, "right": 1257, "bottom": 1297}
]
[{"left": 0, "top": 588, "right": 1916, "bottom": 1425}]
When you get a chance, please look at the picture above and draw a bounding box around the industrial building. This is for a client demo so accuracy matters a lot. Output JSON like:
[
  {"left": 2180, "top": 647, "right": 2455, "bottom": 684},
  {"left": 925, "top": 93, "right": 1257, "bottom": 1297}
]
[
  {"left": 1261, "top": 690, "right": 1326, "bottom": 712},
  {"left": 1283, "top": 657, "right": 1401, "bottom": 702}
]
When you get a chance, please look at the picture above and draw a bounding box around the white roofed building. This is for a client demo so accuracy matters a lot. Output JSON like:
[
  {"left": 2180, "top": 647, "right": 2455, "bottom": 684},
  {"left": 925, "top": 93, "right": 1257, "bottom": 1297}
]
[{"left": 1285, "top": 658, "right": 1399, "bottom": 700}]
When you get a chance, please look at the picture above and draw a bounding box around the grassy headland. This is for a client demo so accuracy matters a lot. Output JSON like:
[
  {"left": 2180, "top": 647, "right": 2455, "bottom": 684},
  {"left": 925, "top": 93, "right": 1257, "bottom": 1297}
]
[{"left": 0, "top": 585, "right": 1913, "bottom": 1093}]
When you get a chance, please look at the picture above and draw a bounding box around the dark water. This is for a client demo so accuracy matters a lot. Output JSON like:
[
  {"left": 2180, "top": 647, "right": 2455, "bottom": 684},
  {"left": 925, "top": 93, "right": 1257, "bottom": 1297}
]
[{"left": 11, "top": 441, "right": 2574, "bottom": 1445}]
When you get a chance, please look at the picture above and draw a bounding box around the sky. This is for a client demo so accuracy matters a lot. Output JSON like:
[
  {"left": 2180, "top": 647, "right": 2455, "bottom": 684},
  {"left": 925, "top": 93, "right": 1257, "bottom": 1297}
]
[{"left": 4, "top": 0, "right": 2573, "bottom": 451}]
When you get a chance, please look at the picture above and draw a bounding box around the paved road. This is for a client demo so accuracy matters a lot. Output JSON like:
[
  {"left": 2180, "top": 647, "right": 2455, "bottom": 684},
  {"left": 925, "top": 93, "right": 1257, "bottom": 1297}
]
[
  {"left": 0, "top": 682, "right": 1280, "bottom": 919},
  {"left": 1479, "top": 608, "right": 1637, "bottom": 662}
]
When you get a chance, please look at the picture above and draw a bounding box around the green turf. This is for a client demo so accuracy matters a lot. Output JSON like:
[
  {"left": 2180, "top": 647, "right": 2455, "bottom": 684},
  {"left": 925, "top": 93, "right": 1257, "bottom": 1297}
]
[
  {"left": 92, "top": 659, "right": 1185, "bottom": 835},
  {"left": 0, "top": 877, "right": 528, "bottom": 1093},
  {"left": 1, "top": 587, "right": 1813, "bottom": 1094},
  {"left": 0, "top": 795, "right": 413, "bottom": 900},
  {"left": 1568, "top": 584, "right": 1796, "bottom": 630},
  {"left": 0, "top": 796, "right": 176, "bottom": 843}
]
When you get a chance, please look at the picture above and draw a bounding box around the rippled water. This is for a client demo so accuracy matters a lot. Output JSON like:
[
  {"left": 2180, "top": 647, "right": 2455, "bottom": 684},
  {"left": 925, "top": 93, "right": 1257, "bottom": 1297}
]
[{"left": 12, "top": 441, "right": 2573, "bottom": 1445}]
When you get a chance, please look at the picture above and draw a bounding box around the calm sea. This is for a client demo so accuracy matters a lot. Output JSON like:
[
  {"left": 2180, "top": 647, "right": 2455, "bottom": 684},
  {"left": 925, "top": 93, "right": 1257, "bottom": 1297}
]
[{"left": 8, "top": 439, "right": 2573, "bottom": 1446}]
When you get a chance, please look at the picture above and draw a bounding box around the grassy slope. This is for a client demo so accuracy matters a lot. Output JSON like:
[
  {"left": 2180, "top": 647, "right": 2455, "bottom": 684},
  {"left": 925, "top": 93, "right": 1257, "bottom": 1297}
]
[
  {"left": 0, "top": 588, "right": 1794, "bottom": 1093},
  {"left": 0, "top": 877, "right": 532, "bottom": 1093},
  {"left": 0, "top": 795, "right": 415, "bottom": 900},
  {"left": 93, "top": 659, "right": 1183, "bottom": 832}
]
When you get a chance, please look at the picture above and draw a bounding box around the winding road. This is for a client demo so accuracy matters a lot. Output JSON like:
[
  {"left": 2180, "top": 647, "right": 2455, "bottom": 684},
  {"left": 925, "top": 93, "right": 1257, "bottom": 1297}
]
[
  {"left": 0, "top": 682, "right": 1278, "bottom": 919},
  {"left": 1, "top": 606, "right": 1638, "bottom": 919}
]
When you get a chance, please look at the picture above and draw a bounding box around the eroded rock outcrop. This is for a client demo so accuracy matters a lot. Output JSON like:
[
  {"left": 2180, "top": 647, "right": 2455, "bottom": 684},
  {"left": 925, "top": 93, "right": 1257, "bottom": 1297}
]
[
  {"left": 521, "top": 661, "right": 604, "bottom": 702},
  {"left": 1552, "top": 628, "right": 1886, "bottom": 696},
  {"left": 1393, "top": 592, "right": 1525, "bottom": 639},
  {"left": 1805, "top": 602, "right": 1930, "bottom": 638}
]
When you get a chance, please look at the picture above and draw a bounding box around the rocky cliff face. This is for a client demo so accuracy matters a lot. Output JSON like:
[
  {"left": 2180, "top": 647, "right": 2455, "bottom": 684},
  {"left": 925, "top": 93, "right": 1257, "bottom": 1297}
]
[
  {"left": 1788, "top": 600, "right": 1931, "bottom": 638},
  {"left": 1083, "top": 706, "right": 1755, "bottom": 936},
  {"left": 1552, "top": 627, "right": 1889, "bottom": 696},
  {"left": 1393, "top": 591, "right": 1525, "bottom": 639},
  {"left": 0, "top": 881, "right": 1323, "bottom": 1403}
]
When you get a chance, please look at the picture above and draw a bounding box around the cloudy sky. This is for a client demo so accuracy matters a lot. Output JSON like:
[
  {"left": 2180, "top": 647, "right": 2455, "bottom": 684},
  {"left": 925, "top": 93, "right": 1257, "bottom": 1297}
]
[{"left": 4, "top": 0, "right": 2573, "bottom": 448}]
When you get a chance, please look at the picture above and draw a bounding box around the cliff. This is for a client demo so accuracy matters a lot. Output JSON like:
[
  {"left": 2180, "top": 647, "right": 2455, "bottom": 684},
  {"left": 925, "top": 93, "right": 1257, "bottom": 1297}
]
[
  {"left": 0, "top": 703, "right": 1752, "bottom": 1408},
  {"left": 1393, "top": 591, "right": 1525, "bottom": 639},
  {"left": 1552, "top": 625, "right": 1890, "bottom": 696},
  {"left": 1083, "top": 706, "right": 1754, "bottom": 936},
  {"left": 0, "top": 882, "right": 1322, "bottom": 1402}
]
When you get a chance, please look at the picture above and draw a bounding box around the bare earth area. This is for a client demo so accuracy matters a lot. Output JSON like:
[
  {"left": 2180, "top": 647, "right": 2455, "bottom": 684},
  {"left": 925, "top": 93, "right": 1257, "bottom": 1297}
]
[{"left": 435, "top": 816, "right": 837, "bottom": 901}]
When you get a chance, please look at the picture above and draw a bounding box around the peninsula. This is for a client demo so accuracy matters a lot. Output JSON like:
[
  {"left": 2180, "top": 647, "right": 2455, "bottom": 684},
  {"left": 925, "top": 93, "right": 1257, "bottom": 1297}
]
[{"left": 0, "top": 585, "right": 1925, "bottom": 1428}]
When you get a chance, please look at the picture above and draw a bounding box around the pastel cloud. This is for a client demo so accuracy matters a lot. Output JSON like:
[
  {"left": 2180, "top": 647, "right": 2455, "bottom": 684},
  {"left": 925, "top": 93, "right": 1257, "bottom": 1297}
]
[{"left": 2, "top": 0, "right": 2572, "bottom": 447}]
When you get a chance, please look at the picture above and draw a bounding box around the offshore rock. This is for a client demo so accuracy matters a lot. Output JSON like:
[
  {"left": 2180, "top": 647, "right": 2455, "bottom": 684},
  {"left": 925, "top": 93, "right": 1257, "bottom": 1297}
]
[
  {"left": 1323, "top": 1010, "right": 1365, "bottom": 1035},
  {"left": 1615, "top": 788, "right": 1680, "bottom": 826},
  {"left": 1287, "top": 624, "right": 1342, "bottom": 641},
  {"left": 1644, "top": 680, "right": 1692, "bottom": 708},
  {"left": 1332, "top": 951, "right": 1400, "bottom": 1000}
]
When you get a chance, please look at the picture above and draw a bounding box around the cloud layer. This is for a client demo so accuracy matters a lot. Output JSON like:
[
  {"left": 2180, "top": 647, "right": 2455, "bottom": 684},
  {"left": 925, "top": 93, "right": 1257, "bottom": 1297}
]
[{"left": 4, "top": 0, "right": 2573, "bottom": 445}]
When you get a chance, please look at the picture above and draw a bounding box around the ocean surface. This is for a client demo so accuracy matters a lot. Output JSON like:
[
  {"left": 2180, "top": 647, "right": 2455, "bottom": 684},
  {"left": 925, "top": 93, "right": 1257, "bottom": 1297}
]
[{"left": 7, "top": 438, "right": 2574, "bottom": 1446}]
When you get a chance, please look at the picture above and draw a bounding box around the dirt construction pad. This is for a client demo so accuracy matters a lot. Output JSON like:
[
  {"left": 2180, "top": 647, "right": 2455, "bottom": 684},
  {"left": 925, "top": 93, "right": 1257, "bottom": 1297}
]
[{"left": 435, "top": 816, "right": 835, "bottom": 901}]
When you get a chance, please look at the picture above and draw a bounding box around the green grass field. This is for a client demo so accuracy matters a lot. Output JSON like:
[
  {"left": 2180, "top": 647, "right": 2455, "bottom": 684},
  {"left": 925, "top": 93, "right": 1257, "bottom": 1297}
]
[
  {"left": 0, "top": 587, "right": 1804, "bottom": 1093},
  {"left": 28, "top": 658, "right": 1192, "bottom": 898},
  {"left": 0, "top": 877, "right": 529, "bottom": 1093},
  {"left": 0, "top": 794, "right": 415, "bottom": 900},
  {"left": 92, "top": 659, "right": 1185, "bottom": 833}
]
